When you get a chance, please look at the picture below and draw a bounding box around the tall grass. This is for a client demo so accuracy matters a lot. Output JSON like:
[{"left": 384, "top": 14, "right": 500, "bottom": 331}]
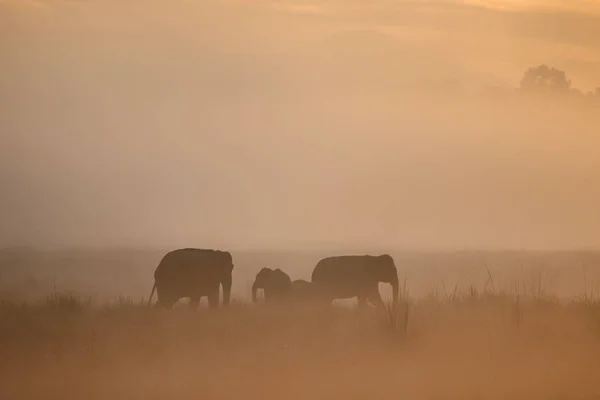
[
  {"left": 45, "top": 291, "right": 89, "bottom": 312},
  {"left": 3, "top": 280, "right": 600, "bottom": 399}
]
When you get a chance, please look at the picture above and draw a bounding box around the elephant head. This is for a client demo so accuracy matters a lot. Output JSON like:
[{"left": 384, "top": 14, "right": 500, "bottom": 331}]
[
  {"left": 371, "top": 254, "right": 399, "bottom": 305},
  {"left": 252, "top": 267, "right": 292, "bottom": 303},
  {"left": 252, "top": 268, "right": 271, "bottom": 303}
]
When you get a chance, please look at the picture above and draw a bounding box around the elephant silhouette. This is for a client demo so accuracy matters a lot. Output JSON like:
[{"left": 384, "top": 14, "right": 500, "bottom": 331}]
[
  {"left": 148, "top": 248, "right": 234, "bottom": 309},
  {"left": 290, "top": 279, "right": 316, "bottom": 302},
  {"left": 252, "top": 267, "right": 292, "bottom": 304},
  {"left": 311, "top": 254, "right": 398, "bottom": 307}
]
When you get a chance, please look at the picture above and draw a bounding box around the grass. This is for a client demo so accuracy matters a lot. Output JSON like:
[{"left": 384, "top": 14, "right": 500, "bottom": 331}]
[{"left": 2, "top": 282, "right": 600, "bottom": 399}]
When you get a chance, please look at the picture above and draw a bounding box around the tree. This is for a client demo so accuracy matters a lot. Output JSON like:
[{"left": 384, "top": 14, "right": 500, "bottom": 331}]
[{"left": 519, "top": 64, "right": 571, "bottom": 95}]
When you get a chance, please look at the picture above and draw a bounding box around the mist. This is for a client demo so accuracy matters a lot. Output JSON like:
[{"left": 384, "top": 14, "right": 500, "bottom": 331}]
[
  {"left": 4, "top": 4, "right": 600, "bottom": 400},
  {"left": 1, "top": 0, "right": 599, "bottom": 251}
]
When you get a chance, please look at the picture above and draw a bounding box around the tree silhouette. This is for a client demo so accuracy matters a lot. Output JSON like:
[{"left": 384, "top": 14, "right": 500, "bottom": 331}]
[{"left": 519, "top": 64, "right": 571, "bottom": 95}]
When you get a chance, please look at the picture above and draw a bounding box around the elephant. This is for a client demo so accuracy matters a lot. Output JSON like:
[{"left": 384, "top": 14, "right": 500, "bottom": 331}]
[
  {"left": 252, "top": 267, "right": 292, "bottom": 303},
  {"left": 147, "top": 248, "right": 234, "bottom": 309},
  {"left": 290, "top": 279, "right": 315, "bottom": 302},
  {"left": 310, "top": 254, "right": 398, "bottom": 307}
]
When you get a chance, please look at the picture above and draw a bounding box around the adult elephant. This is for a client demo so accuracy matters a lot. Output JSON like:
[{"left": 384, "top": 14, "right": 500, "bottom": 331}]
[
  {"left": 252, "top": 267, "right": 292, "bottom": 303},
  {"left": 147, "top": 248, "right": 234, "bottom": 309},
  {"left": 311, "top": 254, "right": 398, "bottom": 307}
]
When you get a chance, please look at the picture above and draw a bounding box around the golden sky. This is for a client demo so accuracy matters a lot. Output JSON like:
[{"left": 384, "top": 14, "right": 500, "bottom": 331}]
[{"left": 3, "top": 0, "right": 599, "bottom": 87}]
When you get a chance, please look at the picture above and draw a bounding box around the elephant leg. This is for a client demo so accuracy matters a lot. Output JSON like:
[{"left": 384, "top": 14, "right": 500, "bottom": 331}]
[
  {"left": 189, "top": 295, "right": 200, "bottom": 310},
  {"left": 313, "top": 293, "right": 332, "bottom": 308},
  {"left": 367, "top": 288, "right": 384, "bottom": 308},
  {"left": 324, "top": 297, "right": 335, "bottom": 307},
  {"left": 357, "top": 294, "right": 368, "bottom": 308},
  {"left": 158, "top": 296, "right": 177, "bottom": 309},
  {"left": 207, "top": 287, "right": 219, "bottom": 309},
  {"left": 314, "top": 287, "right": 333, "bottom": 307}
]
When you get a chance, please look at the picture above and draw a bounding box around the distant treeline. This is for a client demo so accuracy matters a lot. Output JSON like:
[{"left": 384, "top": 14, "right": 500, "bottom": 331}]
[
  {"left": 420, "top": 64, "right": 600, "bottom": 109},
  {"left": 518, "top": 64, "right": 600, "bottom": 104}
]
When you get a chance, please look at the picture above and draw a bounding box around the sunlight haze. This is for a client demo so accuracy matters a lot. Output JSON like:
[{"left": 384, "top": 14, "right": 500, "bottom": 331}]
[{"left": 1, "top": 0, "right": 599, "bottom": 250}]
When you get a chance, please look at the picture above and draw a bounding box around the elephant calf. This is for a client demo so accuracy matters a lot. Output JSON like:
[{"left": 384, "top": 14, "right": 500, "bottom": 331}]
[
  {"left": 311, "top": 254, "right": 399, "bottom": 307},
  {"left": 252, "top": 267, "right": 292, "bottom": 303},
  {"left": 290, "top": 279, "right": 316, "bottom": 302},
  {"left": 148, "top": 248, "right": 234, "bottom": 309}
]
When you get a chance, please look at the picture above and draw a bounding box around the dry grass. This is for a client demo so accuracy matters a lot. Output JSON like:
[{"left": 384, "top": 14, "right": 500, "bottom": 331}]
[{"left": 2, "top": 285, "right": 600, "bottom": 400}]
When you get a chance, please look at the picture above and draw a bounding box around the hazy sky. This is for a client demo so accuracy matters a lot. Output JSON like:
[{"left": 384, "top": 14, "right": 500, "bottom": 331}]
[{"left": 1, "top": 0, "right": 599, "bottom": 250}]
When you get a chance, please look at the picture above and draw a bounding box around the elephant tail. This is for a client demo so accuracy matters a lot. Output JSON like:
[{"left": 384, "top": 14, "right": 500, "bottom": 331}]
[{"left": 147, "top": 281, "right": 156, "bottom": 306}]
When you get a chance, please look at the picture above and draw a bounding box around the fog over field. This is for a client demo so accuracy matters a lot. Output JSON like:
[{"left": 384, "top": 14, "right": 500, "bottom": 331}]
[
  {"left": 2, "top": 0, "right": 600, "bottom": 251},
  {"left": 1, "top": 1, "right": 600, "bottom": 399}
]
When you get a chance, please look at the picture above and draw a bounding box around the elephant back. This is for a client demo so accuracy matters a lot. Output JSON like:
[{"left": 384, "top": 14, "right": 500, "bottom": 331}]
[
  {"left": 154, "top": 248, "right": 232, "bottom": 281},
  {"left": 311, "top": 255, "right": 375, "bottom": 283}
]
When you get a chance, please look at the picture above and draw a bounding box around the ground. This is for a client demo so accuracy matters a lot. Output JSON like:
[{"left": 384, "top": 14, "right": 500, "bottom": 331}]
[{"left": 2, "top": 287, "right": 600, "bottom": 399}]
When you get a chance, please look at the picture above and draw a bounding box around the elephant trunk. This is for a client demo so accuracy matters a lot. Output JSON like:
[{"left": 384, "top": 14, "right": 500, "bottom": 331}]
[
  {"left": 390, "top": 275, "right": 399, "bottom": 306},
  {"left": 147, "top": 282, "right": 156, "bottom": 306},
  {"left": 252, "top": 281, "right": 259, "bottom": 303},
  {"left": 222, "top": 274, "right": 232, "bottom": 306}
]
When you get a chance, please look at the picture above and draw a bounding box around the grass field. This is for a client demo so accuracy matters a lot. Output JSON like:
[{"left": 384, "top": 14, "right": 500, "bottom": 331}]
[{"left": 2, "top": 283, "right": 600, "bottom": 400}]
